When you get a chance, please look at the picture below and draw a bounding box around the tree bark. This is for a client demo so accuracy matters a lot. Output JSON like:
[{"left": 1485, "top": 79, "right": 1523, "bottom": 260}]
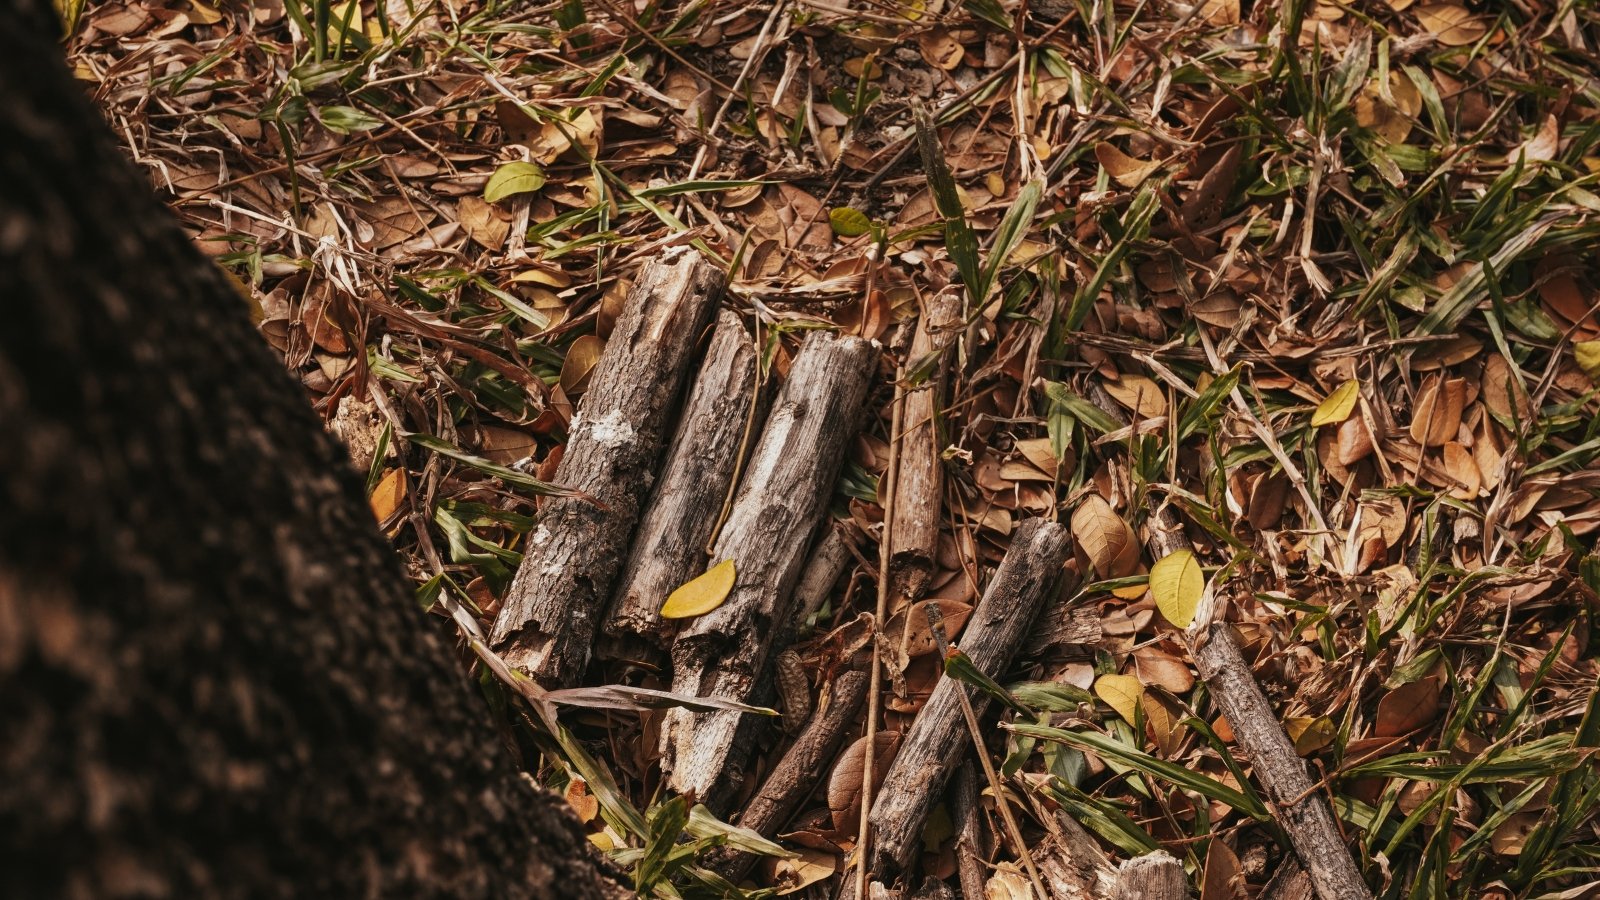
[
  {"left": 708, "top": 670, "right": 870, "bottom": 882},
  {"left": 491, "top": 249, "right": 725, "bottom": 686},
  {"left": 660, "top": 332, "right": 876, "bottom": 810},
  {"left": 888, "top": 294, "right": 960, "bottom": 600},
  {"left": 866, "top": 519, "right": 1072, "bottom": 884},
  {"left": 0, "top": 6, "right": 615, "bottom": 897},
  {"left": 1111, "top": 851, "right": 1188, "bottom": 900},
  {"left": 602, "top": 309, "right": 764, "bottom": 656}
]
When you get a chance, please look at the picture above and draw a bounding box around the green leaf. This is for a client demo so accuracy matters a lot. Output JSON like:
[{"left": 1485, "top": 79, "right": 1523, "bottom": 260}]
[
  {"left": 914, "top": 106, "right": 980, "bottom": 304},
  {"left": 685, "top": 804, "right": 796, "bottom": 858},
  {"left": 829, "top": 206, "right": 873, "bottom": 237},
  {"left": 1013, "top": 723, "right": 1270, "bottom": 819},
  {"left": 1043, "top": 381, "right": 1123, "bottom": 436},
  {"left": 980, "top": 179, "right": 1043, "bottom": 302},
  {"left": 484, "top": 161, "right": 548, "bottom": 203},
  {"left": 406, "top": 433, "right": 582, "bottom": 498}
]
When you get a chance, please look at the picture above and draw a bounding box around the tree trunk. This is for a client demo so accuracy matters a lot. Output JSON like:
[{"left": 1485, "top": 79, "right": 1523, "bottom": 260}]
[{"left": 0, "top": 5, "right": 616, "bottom": 897}]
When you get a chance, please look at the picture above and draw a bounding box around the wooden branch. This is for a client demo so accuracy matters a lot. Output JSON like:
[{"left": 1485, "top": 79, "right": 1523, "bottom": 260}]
[
  {"left": 1111, "top": 852, "right": 1187, "bottom": 900},
  {"left": 951, "top": 764, "right": 990, "bottom": 900},
  {"left": 791, "top": 523, "right": 858, "bottom": 627},
  {"left": 489, "top": 249, "right": 725, "bottom": 686},
  {"left": 888, "top": 294, "right": 960, "bottom": 600},
  {"left": 866, "top": 519, "right": 1072, "bottom": 884},
  {"left": 660, "top": 332, "right": 876, "bottom": 809},
  {"left": 708, "top": 671, "right": 870, "bottom": 882},
  {"left": 1082, "top": 382, "right": 1373, "bottom": 900},
  {"left": 602, "top": 310, "right": 764, "bottom": 654}
]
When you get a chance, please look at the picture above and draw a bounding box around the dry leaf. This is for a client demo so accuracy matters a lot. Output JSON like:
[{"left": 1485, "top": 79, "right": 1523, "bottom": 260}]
[
  {"left": 1375, "top": 677, "right": 1441, "bottom": 737},
  {"left": 887, "top": 600, "right": 975, "bottom": 658},
  {"left": 660, "top": 558, "right": 736, "bottom": 619},
  {"left": 1150, "top": 549, "right": 1204, "bottom": 628},
  {"left": 1071, "top": 494, "right": 1137, "bottom": 577},
  {"left": 369, "top": 467, "right": 406, "bottom": 523},
  {"left": 772, "top": 847, "right": 837, "bottom": 894},
  {"left": 828, "top": 731, "right": 901, "bottom": 831},
  {"left": 1094, "top": 142, "right": 1163, "bottom": 188},
  {"left": 1104, "top": 373, "right": 1166, "bottom": 419},
  {"left": 1410, "top": 375, "right": 1466, "bottom": 447},
  {"left": 1442, "top": 441, "right": 1482, "bottom": 500},
  {"left": 559, "top": 334, "right": 605, "bottom": 394},
  {"left": 1416, "top": 3, "right": 1488, "bottom": 45}
]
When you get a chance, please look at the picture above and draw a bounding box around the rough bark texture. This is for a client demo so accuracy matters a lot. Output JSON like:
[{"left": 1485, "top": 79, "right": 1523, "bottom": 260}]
[
  {"left": 709, "top": 670, "right": 870, "bottom": 882},
  {"left": 1262, "top": 857, "right": 1314, "bottom": 900},
  {"left": 0, "top": 7, "right": 616, "bottom": 897},
  {"left": 888, "top": 295, "right": 960, "bottom": 600},
  {"left": 1085, "top": 382, "right": 1372, "bottom": 900},
  {"left": 866, "top": 519, "right": 1072, "bottom": 884},
  {"left": 791, "top": 524, "right": 859, "bottom": 627},
  {"left": 950, "top": 764, "right": 991, "bottom": 900},
  {"left": 661, "top": 332, "right": 876, "bottom": 810},
  {"left": 602, "top": 309, "right": 763, "bottom": 654},
  {"left": 491, "top": 249, "right": 724, "bottom": 686},
  {"left": 1111, "top": 852, "right": 1188, "bottom": 900}
]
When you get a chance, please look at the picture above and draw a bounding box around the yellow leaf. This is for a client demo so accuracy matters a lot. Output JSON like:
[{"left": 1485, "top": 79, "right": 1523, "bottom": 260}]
[
  {"left": 369, "top": 467, "right": 406, "bottom": 523},
  {"left": 1311, "top": 379, "right": 1360, "bottom": 427},
  {"left": 1150, "top": 549, "right": 1204, "bottom": 628},
  {"left": 1285, "top": 716, "right": 1336, "bottom": 756},
  {"left": 660, "top": 559, "right": 737, "bottom": 619},
  {"left": 1094, "top": 673, "right": 1144, "bottom": 726},
  {"left": 1576, "top": 340, "right": 1600, "bottom": 382}
]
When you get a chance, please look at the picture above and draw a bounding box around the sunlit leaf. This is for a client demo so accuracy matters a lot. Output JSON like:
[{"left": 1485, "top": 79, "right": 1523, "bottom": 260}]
[
  {"left": 660, "top": 558, "right": 736, "bottom": 619},
  {"left": 1311, "top": 379, "right": 1361, "bottom": 427},
  {"left": 1150, "top": 550, "right": 1204, "bottom": 628}
]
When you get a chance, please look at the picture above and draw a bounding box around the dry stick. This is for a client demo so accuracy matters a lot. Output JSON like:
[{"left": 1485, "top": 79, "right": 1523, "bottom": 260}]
[
  {"left": 661, "top": 333, "right": 876, "bottom": 811},
  {"left": 863, "top": 519, "right": 1072, "bottom": 888},
  {"left": 925, "top": 602, "right": 1049, "bottom": 900},
  {"left": 709, "top": 671, "right": 872, "bottom": 883},
  {"left": 888, "top": 296, "right": 961, "bottom": 600},
  {"left": 791, "top": 524, "right": 859, "bottom": 628},
  {"left": 601, "top": 310, "right": 765, "bottom": 655},
  {"left": 855, "top": 375, "right": 906, "bottom": 900},
  {"left": 489, "top": 248, "right": 724, "bottom": 686},
  {"left": 1262, "top": 856, "right": 1314, "bottom": 900},
  {"left": 1084, "top": 384, "right": 1373, "bottom": 900},
  {"left": 950, "top": 764, "right": 990, "bottom": 900}
]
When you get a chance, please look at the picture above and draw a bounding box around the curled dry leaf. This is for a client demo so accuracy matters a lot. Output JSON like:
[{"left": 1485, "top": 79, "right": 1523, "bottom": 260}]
[
  {"left": 1410, "top": 375, "right": 1466, "bottom": 447},
  {"left": 659, "top": 558, "right": 737, "bottom": 620},
  {"left": 559, "top": 334, "right": 605, "bottom": 394},
  {"left": 827, "top": 731, "right": 902, "bottom": 832},
  {"left": 1442, "top": 441, "right": 1482, "bottom": 500},
  {"left": 771, "top": 847, "right": 838, "bottom": 894},
  {"left": 1094, "top": 141, "right": 1163, "bottom": 188},
  {"left": 1134, "top": 645, "right": 1196, "bottom": 694}
]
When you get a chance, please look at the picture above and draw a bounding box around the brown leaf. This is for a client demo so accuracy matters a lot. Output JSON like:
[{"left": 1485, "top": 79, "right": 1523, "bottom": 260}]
[
  {"left": 1376, "top": 677, "right": 1441, "bottom": 737},
  {"left": 828, "top": 732, "right": 902, "bottom": 832},
  {"left": 1409, "top": 375, "right": 1466, "bottom": 447},
  {"left": 559, "top": 334, "right": 605, "bottom": 395},
  {"left": 887, "top": 600, "right": 975, "bottom": 658},
  {"left": 1071, "top": 494, "right": 1138, "bottom": 577}
]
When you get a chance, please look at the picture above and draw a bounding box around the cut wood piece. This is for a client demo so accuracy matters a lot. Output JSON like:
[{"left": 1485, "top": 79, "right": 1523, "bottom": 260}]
[
  {"left": 1112, "top": 851, "right": 1187, "bottom": 900},
  {"left": 792, "top": 523, "right": 859, "bottom": 627},
  {"left": 1082, "top": 381, "right": 1373, "bottom": 900},
  {"left": 888, "top": 293, "right": 961, "bottom": 600},
  {"left": 660, "top": 332, "right": 877, "bottom": 810},
  {"left": 866, "top": 519, "right": 1072, "bottom": 884},
  {"left": 489, "top": 248, "right": 725, "bottom": 686},
  {"left": 602, "top": 310, "right": 765, "bottom": 654},
  {"left": 709, "top": 671, "right": 870, "bottom": 882}
]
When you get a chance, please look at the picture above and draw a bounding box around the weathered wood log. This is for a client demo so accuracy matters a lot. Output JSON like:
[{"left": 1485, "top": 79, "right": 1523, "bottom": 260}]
[
  {"left": 1111, "top": 851, "right": 1187, "bottom": 900},
  {"left": 660, "top": 332, "right": 876, "bottom": 809},
  {"left": 866, "top": 519, "right": 1072, "bottom": 884},
  {"left": 950, "top": 764, "right": 991, "bottom": 900},
  {"left": 601, "top": 310, "right": 764, "bottom": 655},
  {"left": 1083, "top": 382, "right": 1373, "bottom": 900},
  {"left": 1262, "top": 856, "right": 1314, "bottom": 900},
  {"left": 888, "top": 294, "right": 960, "bottom": 600},
  {"left": 792, "top": 523, "right": 859, "bottom": 627},
  {"left": 489, "top": 249, "right": 724, "bottom": 686},
  {"left": 708, "top": 670, "right": 870, "bottom": 882}
]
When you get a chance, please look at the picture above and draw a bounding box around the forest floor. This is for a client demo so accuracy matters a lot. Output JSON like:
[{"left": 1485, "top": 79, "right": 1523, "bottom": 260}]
[{"left": 65, "top": 0, "right": 1600, "bottom": 896}]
